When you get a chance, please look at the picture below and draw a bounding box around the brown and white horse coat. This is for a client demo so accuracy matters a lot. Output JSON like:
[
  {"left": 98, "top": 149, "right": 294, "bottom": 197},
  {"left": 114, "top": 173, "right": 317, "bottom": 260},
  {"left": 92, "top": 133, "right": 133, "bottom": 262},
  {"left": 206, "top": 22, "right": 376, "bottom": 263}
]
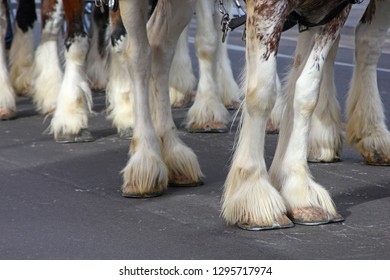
[
  {"left": 42, "top": 0, "right": 93, "bottom": 142},
  {"left": 0, "top": 0, "right": 93, "bottom": 141},
  {"left": 222, "top": 0, "right": 389, "bottom": 229},
  {"left": 220, "top": 0, "right": 357, "bottom": 229},
  {"left": 113, "top": 0, "right": 348, "bottom": 227}
]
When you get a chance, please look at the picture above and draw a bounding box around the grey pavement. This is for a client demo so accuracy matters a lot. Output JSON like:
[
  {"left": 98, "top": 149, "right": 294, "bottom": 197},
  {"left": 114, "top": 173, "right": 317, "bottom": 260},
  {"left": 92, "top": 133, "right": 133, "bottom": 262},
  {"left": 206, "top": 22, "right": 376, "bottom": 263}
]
[{"left": 0, "top": 2, "right": 389, "bottom": 260}]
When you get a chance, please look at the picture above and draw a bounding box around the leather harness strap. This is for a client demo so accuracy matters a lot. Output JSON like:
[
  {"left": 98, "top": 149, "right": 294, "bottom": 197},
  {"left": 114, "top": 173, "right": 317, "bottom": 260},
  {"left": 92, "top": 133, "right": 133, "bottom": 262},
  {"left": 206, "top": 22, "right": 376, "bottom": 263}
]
[{"left": 227, "top": 0, "right": 364, "bottom": 33}]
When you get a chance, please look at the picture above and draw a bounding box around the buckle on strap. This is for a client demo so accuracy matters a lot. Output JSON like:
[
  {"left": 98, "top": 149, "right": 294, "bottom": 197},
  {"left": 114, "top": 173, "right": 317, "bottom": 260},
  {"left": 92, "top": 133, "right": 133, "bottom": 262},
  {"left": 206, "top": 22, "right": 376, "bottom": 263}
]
[{"left": 95, "top": 0, "right": 118, "bottom": 13}]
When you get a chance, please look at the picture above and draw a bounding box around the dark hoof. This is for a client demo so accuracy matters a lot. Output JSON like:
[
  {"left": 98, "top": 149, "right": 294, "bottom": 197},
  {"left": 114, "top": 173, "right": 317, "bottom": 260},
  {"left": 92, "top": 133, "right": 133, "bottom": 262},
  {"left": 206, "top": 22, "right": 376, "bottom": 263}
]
[
  {"left": 266, "top": 128, "right": 279, "bottom": 135},
  {"left": 169, "top": 180, "right": 203, "bottom": 188},
  {"left": 122, "top": 191, "right": 163, "bottom": 198},
  {"left": 238, "top": 215, "right": 294, "bottom": 231},
  {"left": 288, "top": 207, "right": 344, "bottom": 226},
  {"left": 55, "top": 129, "right": 95, "bottom": 143},
  {"left": 118, "top": 128, "right": 133, "bottom": 140},
  {"left": 266, "top": 120, "right": 279, "bottom": 134}
]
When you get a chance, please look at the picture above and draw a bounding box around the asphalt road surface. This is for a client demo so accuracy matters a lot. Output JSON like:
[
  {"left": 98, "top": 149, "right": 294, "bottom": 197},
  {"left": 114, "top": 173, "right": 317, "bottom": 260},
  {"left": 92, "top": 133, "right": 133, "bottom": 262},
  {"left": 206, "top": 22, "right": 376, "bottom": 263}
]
[{"left": 0, "top": 4, "right": 389, "bottom": 260}]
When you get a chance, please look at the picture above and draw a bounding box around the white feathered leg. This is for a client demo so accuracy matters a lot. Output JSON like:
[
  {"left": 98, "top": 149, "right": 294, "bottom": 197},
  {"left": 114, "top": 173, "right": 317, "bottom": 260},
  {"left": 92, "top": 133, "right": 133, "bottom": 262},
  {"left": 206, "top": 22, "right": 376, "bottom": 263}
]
[
  {"left": 9, "top": 24, "right": 36, "bottom": 96},
  {"left": 169, "top": 26, "right": 196, "bottom": 107},
  {"left": 214, "top": 3, "right": 240, "bottom": 110},
  {"left": 0, "top": 2, "right": 15, "bottom": 120},
  {"left": 120, "top": 0, "right": 168, "bottom": 197},
  {"left": 186, "top": 0, "right": 230, "bottom": 132},
  {"left": 346, "top": 0, "right": 390, "bottom": 165},
  {"left": 50, "top": 34, "right": 93, "bottom": 142},
  {"left": 106, "top": 23, "right": 134, "bottom": 139},
  {"left": 148, "top": 0, "right": 203, "bottom": 186},
  {"left": 222, "top": 1, "right": 292, "bottom": 230},
  {"left": 86, "top": 7, "right": 110, "bottom": 91},
  {"left": 33, "top": 0, "right": 63, "bottom": 115},
  {"left": 308, "top": 35, "right": 343, "bottom": 162},
  {"left": 270, "top": 21, "right": 346, "bottom": 225}
]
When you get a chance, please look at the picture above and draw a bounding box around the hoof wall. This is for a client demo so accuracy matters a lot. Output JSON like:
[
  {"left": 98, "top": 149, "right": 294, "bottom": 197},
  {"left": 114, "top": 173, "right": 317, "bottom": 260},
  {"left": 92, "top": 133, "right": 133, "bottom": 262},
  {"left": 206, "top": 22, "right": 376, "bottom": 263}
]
[
  {"left": 55, "top": 129, "right": 95, "bottom": 143},
  {"left": 169, "top": 180, "right": 203, "bottom": 188},
  {"left": 364, "top": 151, "right": 390, "bottom": 166},
  {"left": 122, "top": 191, "right": 163, "bottom": 198},
  {"left": 0, "top": 108, "right": 16, "bottom": 120},
  {"left": 237, "top": 215, "right": 294, "bottom": 231},
  {"left": 289, "top": 207, "right": 344, "bottom": 225}
]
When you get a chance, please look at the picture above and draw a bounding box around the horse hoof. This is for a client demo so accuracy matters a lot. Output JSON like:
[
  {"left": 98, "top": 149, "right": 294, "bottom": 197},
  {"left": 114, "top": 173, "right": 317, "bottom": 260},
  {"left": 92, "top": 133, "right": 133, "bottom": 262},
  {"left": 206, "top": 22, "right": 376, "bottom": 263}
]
[
  {"left": 169, "top": 180, "right": 203, "bottom": 188},
  {"left": 122, "top": 184, "right": 165, "bottom": 198},
  {"left": 364, "top": 151, "right": 390, "bottom": 166},
  {"left": 187, "top": 122, "right": 228, "bottom": 133},
  {"left": 118, "top": 128, "right": 133, "bottom": 140},
  {"left": 122, "top": 191, "right": 163, "bottom": 198},
  {"left": 0, "top": 108, "right": 16, "bottom": 120},
  {"left": 55, "top": 129, "right": 95, "bottom": 143},
  {"left": 288, "top": 207, "right": 344, "bottom": 225},
  {"left": 238, "top": 215, "right": 294, "bottom": 231}
]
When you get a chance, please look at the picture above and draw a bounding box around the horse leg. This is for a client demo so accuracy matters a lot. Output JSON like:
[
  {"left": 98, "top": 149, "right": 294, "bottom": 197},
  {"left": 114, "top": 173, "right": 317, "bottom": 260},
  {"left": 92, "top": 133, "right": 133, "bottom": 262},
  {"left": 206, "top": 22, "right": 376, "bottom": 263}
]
[
  {"left": 86, "top": 5, "right": 109, "bottom": 91},
  {"left": 33, "top": 0, "right": 63, "bottom": 115},
  {"left": 308, "top": 35, "right": 343, "bottom": 162},
  {"left": 186, "top": 0, "right": 230, "bottom": 133},
  {"left": 106, "top": 7, "right": 134, "bottom": 139},
  {"left": 9, "top": 0, "right": 37, "bottom": 96},
  {"left": 346, "top": 0, "right": 390, "bottom": 165},
  {"left": 266, "top": 74, "right": 283, "bottom": 134},
  {"left": 120, "top": 0, "right": 168, "bottom": 197},
  {"left": 222, "top": 0, "right": 293, "bottom": 230},
  {"left": 169, "top": 25, "right": 196, "bottom": 108},
  {"left": 148, "top": 0, "right": 203, "bottom": 186},
  {"left": 214, "top": 1, "right": 240, "bottom": 110},
  {"left": 50, "top": 0, "right": 93, "bottom": 143},
  {"left": 270, "top": 10, "right": 350, "bottom": 225},
  {"left": 0, "top": 0, "right": 15, "bottom": 120}
]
